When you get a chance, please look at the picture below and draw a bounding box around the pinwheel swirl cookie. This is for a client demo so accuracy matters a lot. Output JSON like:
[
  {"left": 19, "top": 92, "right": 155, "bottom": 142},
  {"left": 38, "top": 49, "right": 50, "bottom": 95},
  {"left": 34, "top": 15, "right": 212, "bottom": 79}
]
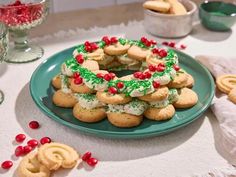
[{"left": 51, "top": 36, "right": 198, "bottom": 128}]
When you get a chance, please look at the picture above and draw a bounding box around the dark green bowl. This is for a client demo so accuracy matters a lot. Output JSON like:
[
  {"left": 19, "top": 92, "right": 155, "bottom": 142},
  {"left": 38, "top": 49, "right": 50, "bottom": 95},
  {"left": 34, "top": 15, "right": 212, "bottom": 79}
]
[{"left": 199, "top": 1, "right": 236, "bottom": 31}]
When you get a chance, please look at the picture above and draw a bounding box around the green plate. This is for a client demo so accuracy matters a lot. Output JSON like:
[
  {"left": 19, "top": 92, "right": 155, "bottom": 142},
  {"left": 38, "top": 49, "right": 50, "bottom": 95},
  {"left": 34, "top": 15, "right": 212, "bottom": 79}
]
[{"left": 30, "top": 45, "right": 214, "bottom": 139}]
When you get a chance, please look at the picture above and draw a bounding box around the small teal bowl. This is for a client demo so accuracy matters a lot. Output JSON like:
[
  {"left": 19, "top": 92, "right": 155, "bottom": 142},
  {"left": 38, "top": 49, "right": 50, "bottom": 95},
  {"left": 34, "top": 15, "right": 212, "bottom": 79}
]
[{"left": 199, "top": 1, "right": 236, "bottom": 31}]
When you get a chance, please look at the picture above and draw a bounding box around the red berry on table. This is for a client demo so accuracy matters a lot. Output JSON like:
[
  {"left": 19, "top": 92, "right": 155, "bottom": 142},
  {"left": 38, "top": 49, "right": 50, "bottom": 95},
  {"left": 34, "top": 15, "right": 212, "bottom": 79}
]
[
  {"left": 74, "top": 77, "right": 83, "bottom": 85},
  {"left": 117, "top": 82, "right": 124, "bottom": 89},
  {"left": 141, "top": 37, "right": 147, "bottom": 43},
  {"left": 162, "top": 41, "right": 169, "bottom": 46},
  {"left": 15, "top": 133, "right": 26, "bottom": 143},
  {"left": 173, "top": 65, "right": 180, "bottom": 71},
  {"left": 108, "top": 87, "right": 117, "bottom": 94},
  {"left": 75, "top": 54, "right": 84, "bottom": 64},
  {"left": 109, "top": 72, "right": 116, "bottom": 79},
  {"left": 40, "top": 137, "right": 51, "bottom": 145},
  {"left": 150, "top": 40, "right": 157, "bottom": 45},
  {"left": 29, "top": 121, "right": 40, "bottom": 129},
  {"left": 144, "top": 71, "right": 152, "bottom": 79},
  {"left": 104, "top": 74, "right": 112, "bottom": 81},
  {"left": 110, "top": 37, "right": 118, "bottom": 44},
  {"left": 96, "top": 73, "right": 104, "bottom": 79},
  {"left": 138, "top": 73, "right": 146, "bottom": 80},
  {"left": 73, "top": 72, "right": 80, "bottom": 78},
  {"left": 1, "top": 161, "right": 13, "bottom": 169},
  {"left": 82, "top": 152, "right": 92, "bottom": 161},
  {"left": 152, "top": 48, "right": 159, "bottom": 54},
  {"left": 15, "top": 146, "right": 24, "bottom": 157},
  {"left": 84, "top": 41, "right": 90, "bottom": 46},
  {"left": 23, "top": 145, "right": 32, "bottom": 154},
  {"left": 87, "top": 158, "right": 98, "bottom": 167},
  {"left": 153, "top": 81, "right": 160, "bottom": 88},
  {"left": 148, "top": 65, "right": 156, "bottom": 72},
  {"left": 27, "top": 139, "right": 39, "bottom": 148},
  {"left": 158, "top": 49, "right": 167, "bottom": 58},
  {"left": 180, "top": 44, "right": 187, "bottom": 49},
  {"left": 168, "top": 41, "right": 176, "bottom": 48},
  {"left": 133, "top": 71, "right": 142, "bottom": 78}
]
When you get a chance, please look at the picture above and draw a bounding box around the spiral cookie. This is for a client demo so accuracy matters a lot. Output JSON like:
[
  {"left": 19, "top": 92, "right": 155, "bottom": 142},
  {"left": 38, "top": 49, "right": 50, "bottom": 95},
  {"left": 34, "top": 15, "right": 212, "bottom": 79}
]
[
  {"left": 38, "top": 142, "right": 79, "bottom": 171},
  {"left": 17, "top": 152, "right": 51, "bottom": 177},
  {"left": 216, "top": 74, "right": 236, "bottom": 94},
  {"left": 228, "top": 87, "right": 236, "bottom": 104}
]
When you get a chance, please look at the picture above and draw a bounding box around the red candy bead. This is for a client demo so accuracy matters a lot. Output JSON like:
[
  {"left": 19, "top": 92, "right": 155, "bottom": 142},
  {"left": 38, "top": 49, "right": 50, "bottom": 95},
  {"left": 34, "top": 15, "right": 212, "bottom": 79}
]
[
  {"left": 117, "top": 82, "right": 124, "bottom": 89},
  {"left": 158, "top": 49, "right": 167, "bottom": 58},
  {"left": 145, "top": 40, "right": 151, "bottom": 47},
  {"left": 141, "top": 37, "right": 147, "bottom": 43},
  {"left": 29, "top": 121, "right": 40, "bottom": 129},
  {"left": 108, "top": 87, "right": 117, "bottom": 94},
  {"left": 15, "top": 146, "right": 24, "bottom": 157},
  {"left": 180, "top": 44, "right": 187, "bottom": 49},
  {"left": 40, "top": 137, "right": 51, "bottom": 145},
  {"left": 84, "top": 41, "right": 90, "bottom": 46},
  {"left": 87, "top": 158, "right": 98, "bottom": 167},
  {"left": 27, "top": 139, "right": 39, "bottom": 148},
  {"left": 109, "top": 72, "right": 116, "bottom": 79},
  {"left": 152, "top": 48, "right": 159, "bottom": 54},
  {"left": 158, "top": 63, "right": 165, "bottom": 67},
  {"left": 133, "top": 71, "right": 142, "bottom": 79},
  {"left": 90, "top": 43, "right": 98, "bottom": 50},
  {"left": 156, "top": 66, "right": 165, "bottom": 72},
  {"left": 148, "top": 65, "right": 156, "bottom": 72},
  {"left": 96, "top": 73, "right": 104, "bottom": 79},
  {"left": 102, "top": 36, "right": 110, "bottom": 45},
  {"left": 75, "top": 54, "right": 84, "bottom": 64},
  {"left": 1, "top": 161, "right": 13, "bottom": 169},
  {"left": 15, "top": 133, "right": 26, "bottom": 143},
  {"left": 150, "top": 40, "right": 157, "bottom": 45},
  {"left": 23, "top": 145, "right": 32, "bottom": 154},
  {"left": 74, "top": 77, "right": 83, "bottom": 85},
  {"left": 162, "top": 41, "right": 169, "bottom": 46},
  {"left": 144, "top": 71, "right": 152, "bottom": 79},
  {"left": 153, "top": 81, "right": 160, "bottom": 88},
  {"left": 73, "top": 72, "right": 80, "bottom": 78},
  {"left": 104, "top": 74, "right": 112, "bottom": 81},
  {"left": 110, "top": 37, "right": 118, "bottom": 44},
  {"left": 168, "top": 41, "right": 176, "bottom": 48},
  {"left": 85, "top": 45, "right": 93, "bottom": 52},
  {"left": 173, "top": 65, "right": 180, "bottom": 71},
  {"left": 82, "top": 152, "right": 92, "bottom": 161},
  {"left": 138, "top": 73, "right": 146, "bottom": 80}
]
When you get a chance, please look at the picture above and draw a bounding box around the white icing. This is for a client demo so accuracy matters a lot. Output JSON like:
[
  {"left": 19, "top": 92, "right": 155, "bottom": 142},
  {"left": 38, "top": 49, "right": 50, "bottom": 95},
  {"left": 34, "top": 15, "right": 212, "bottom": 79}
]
[
  {"left": 168, "top": 89, "right": 179, "bottom": 103},
  {"left": 149, "top": 98, "right": 169, "bottom": 108},
  {"left": 74, "top": 94, "right": 104, "bottom": 109},
  {"left": 129, "top": 85, "right": 155, "bottom": 97},
  {"left": 83, "top": 80, "right": 108, "bottom": 91},
  {"left": 154, "top": 74, "right": 171, "bottom": 85},
  {"left": 60, "top": 75, "right": 71, "bottom": 94},
  {"left": 61, "top": 63, "right": 73, "bottom": 77}
]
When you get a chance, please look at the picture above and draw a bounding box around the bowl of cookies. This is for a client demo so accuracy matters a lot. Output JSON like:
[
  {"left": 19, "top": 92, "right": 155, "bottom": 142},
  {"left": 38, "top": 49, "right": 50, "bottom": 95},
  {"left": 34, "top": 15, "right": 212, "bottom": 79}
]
[{"left": 143, "top": 0, "right": 197, "bottom": 38}]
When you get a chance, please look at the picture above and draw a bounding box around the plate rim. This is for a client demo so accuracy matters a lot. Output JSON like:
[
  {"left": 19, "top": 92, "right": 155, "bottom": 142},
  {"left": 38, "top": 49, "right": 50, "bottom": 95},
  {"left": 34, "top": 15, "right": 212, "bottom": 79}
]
[{"left": 30, "top": 45, "right": 215, "bottom": 138}]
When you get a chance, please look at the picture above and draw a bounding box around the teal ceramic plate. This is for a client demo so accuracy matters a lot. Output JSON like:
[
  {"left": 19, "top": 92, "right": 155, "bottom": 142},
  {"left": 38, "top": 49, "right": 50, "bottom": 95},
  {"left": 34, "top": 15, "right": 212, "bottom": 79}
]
[{"left": 30, "top": 45, "right": 214, "bottom": 139}]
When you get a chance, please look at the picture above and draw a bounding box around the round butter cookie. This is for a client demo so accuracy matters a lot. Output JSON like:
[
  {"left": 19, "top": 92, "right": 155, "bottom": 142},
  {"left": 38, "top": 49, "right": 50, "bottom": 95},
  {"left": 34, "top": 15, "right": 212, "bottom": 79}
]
[
  {"left": 216, "top": 74, "right": 236, "bottom": 94},
  {"left": 96, "top": 91, "right": 132, "bottom": 104},
  {"left": 168, "top": 71, "right": 188, "bottom": 88},
  {"left": 70, "top": 79, "right": 95, "bottom": 94},
  {"left": 146, "top": 54, "right": 165, "bottom": 66},
  {"left": 173, "top": 88, "right": 198, "bottom": 108},
  {"left": 107, "top": 112, "right": 143, "bottom": 128},
  {"left": 52, "top": 90, "right": 77, "bottom": 108},
  {"left": 127, "top": 45, "right": 150, "bottom": 61},
  {"left": 52, "top": 74, "right": 61, "bottom": 89},
  {"left": 81, "top": 60, "right": 99, "bottom": 71},
  {"left": 87, "top": 48, "right": 105, "bottom": 61},
  {"left": 104, "top": 42, "right": 130, "bottom": 56},
  {"left": 185, "top": 73, "right": 194, "bottom": 88},
  {"left": 138, "top": 86, "right": 169, "bottom": 102}
]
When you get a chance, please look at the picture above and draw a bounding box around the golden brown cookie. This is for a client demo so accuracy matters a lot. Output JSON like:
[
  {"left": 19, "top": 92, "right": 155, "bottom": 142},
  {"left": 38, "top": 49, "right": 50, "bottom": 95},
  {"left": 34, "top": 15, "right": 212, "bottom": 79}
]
[
  {"left": 144, "top": 104, "right": 175, "bottom": 121},
  {"left": 87, "top": 48, "right": 105, "bottom": 61},
  {"left": 52, "top": 75, "right": 61, "bottom": 90},
  {"left": 143, "top": 1, "right": 171, "bottom": 13},
  {"left": 38, "top": 142, "right": 79, "bottom": 171},
  {"left": 96, "top": 91, "right": 132, "bottom": 104},
  {"left": 168, "top": 72, "right": 188, "bottom": 88},
  {"left": 73, "top": 103, "right": 106, "bottom": 123},
  {"left": 166, "top": 0, "right": 187, "bottom": 15},
  {"left": 81, "top": 60, "right": 99, "bottom": 71},
  {"left": 228, "top": 87, "right": 236, "bottom": 104},
  {"left": 216, "top": 74, "right": 236, "bottom": 94},
  {"left": 70, "top": 78, "right": 95, "bottom": 94},
  {"left": 104, "top": 42, "right": 130, "bottom": 56},
  {"left": 138, "top": 86, "right": 169, "bottom": 102},
  {"left": 127, "top": 45, "right": 150, "bottom": 61},
  {"left": 146, "top": 54, "right": 165, "bottom": 66},
  {"left": 107, "top": 112, "right": 143, "bottom": 128},
  {"left": 173, "top": 88, "right": 198, "bottom": 108},
  {"left": 97, "top": 54, "right": 115, "bottom": 66},
  {"left": 17, "top": 152, "right": 51, "bottom": 177},
  {"left": 52, "top": 90, "right": 77, "bottom": 108},
  {"left": 185, "top": 73, "right": 194, "bottom": 88}
]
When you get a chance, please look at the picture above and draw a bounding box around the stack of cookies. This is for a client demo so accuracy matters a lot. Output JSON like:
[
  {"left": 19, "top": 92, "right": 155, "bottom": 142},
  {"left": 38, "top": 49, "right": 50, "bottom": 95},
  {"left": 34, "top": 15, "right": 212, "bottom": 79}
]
[{"left": 51, "top": 36, "right": 198, "bottom": 128}]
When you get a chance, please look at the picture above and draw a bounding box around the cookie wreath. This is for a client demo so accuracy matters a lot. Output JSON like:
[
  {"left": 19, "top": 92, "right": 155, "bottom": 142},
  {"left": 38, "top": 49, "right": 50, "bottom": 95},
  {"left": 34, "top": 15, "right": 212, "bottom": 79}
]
[{"left": 51, "top": 36, "right": 198, "bottom": 128}]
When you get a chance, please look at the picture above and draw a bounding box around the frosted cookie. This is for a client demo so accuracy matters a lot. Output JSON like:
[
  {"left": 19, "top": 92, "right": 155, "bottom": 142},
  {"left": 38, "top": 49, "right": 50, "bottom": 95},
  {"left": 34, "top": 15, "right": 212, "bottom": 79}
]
[
  {"left": 173, "top": 88, "right": 198, "bottom": 108},
  {"left": 52, "top": 90, "right": 77, "bottom": 108},
  {"left": 81, "top": 60, "right": 99, "bottom": 71},
  {"left": 146, "top": 53, "right": 165, "bottom": 66},
  {"left": 52, "top": 74, "right": 61, "bottom": 89},
  {"left": 185, "top": 73, "right": 194, "bottom": 88},
  {"left": 138, "top": 86, "right": 169, "bottom": 102},
  {"left": 70, "top": 78, "right": 95, "bottom": 94},
  {"left": 96, "top": 91, "right": 132, "bottom": 104},
  {"left": 128, "top": 45, "right": 150, "bottom": 61},
  {"left": 17, "top": 152, "right": 50, "bottom": 177},
  {"left": 97, "top": 54, "right": 115, "bottom": 66},
  {"left": 216, "top": 74, "right": 236, "bottom": 94},
  {"left": 166, "top": 0, "right": 187, "bottom": 15},
  {"left": 86, "top": 48, "right": 105, "bottom": 61},
  {"left": 168, "top": 71, "right": 188, "bottom": 88},
  {"left": 104, "top": 42, "right": 130, "bottom": 56},
  {"left": 143, "top": 1, "right": 171, "bottom": 13},
  {"left": 38, "top": 142, "right": 79, "bottom": 171},
  {"left": 228, "top": 87, "right": 236, "bottom": 104},
  {"left": 144, "top": 104, "right": 175, "bottom": 121}
]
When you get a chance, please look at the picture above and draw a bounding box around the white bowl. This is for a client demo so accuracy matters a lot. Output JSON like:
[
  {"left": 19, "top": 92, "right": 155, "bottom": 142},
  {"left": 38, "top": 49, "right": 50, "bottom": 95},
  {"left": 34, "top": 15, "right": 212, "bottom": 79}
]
[{"left": 144, "top": 0, "right": 197, "bottom": 38}]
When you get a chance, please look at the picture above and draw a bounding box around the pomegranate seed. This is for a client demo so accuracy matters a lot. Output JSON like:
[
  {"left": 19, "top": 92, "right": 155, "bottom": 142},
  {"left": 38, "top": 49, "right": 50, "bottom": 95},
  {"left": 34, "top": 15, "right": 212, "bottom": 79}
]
[
  {"left": 40, "top": 137, "right": 51, "bottom": 145},
  {"left": 144, "top": 72, "right": 152, "bottom": 79},
  {"left": 84, "top": 41, "right": 90, "bottom": 46},
  {"left": 90, "top": 43, "right": 98, "bottom": 50},
  {"left": 180, "top": 44, "right": 186, "bottom": 49},
  {"left": 109, "top": 72, "right": 116, "bottom": 79},
  {"left": 141, "top": 37, "right": 147, "bottom": 43},
  {"left": 162, "top": 41, "right": 169, "bottom": 46},
  {"left": 82, "top": 152, "right": 92, "bottom": 161},
  {"left": 73, "top": 72, "right": 80, "bottom": 78},
  {"left": 29, "top": 121, "right": 40, "bottom": 129},
  {"left": 138, "top": 73, "right": 146, "bottom": 80},
  {"left": 150, "top": 40, "right": 157, "bottom": 45},
  {"left": 148, "top": 65, "right": 156, "bottom": 72},
  {"left": 87, "top": 158, "right": 98, "bottom": 167},
  {"left": 133, "top": 71, "right": 142, "bottom": 78},
  {"left": 96, "top": 73, "right": 104, "bottom": 79},
  {"left": 27, "top": 139, "right": 39, "bottom": 148},
  {"left": 153, "top": 81, "right": 160, "bottom": 88},
  {"left": 173, "top": 65, "right": 180, "bottom": 71},
  {"left": 168, "top": 42, "right": 176, "bottom": 48},
  {"left": 15, "top": 146, "right": 24, "bottom": 156},
  {"left": 104, "top": 74, "right": 112, "bottom": 81},
  {"left": 159, "top": 49, "right": 167, "bottom": 58},
  {"left": 117, "top": 82, "right": 124, "bottom": 89},
  {"left": 75, "top": 54, "right": 84, "bottom": 64},
  {"left": 15, "top": 134, "right": 26, "bottom": 143},
  {"left": 152, "top": 48, "right": 159, "bottom": 54},
  {"left": 1, "top": 161, "right": 13, "bottom": 169},
  {"left": 23, "top": 145, "right": 32, "bottom": 154},
  {"left": 74, "top": 77, "right": 83, "bottom": 85},
  {"left": 108, "top": 87, "right": 117, "bottom": 94},
  {"left": 110, "top": 37, "right": 118, "bottom": 44}
]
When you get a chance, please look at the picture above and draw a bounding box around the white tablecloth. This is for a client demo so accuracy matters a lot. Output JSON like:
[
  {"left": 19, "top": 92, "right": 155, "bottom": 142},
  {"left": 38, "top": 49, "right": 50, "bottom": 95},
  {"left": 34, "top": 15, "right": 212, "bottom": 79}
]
[{"left": 0, "top": 21, "right": 235, "bottom": 177}]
